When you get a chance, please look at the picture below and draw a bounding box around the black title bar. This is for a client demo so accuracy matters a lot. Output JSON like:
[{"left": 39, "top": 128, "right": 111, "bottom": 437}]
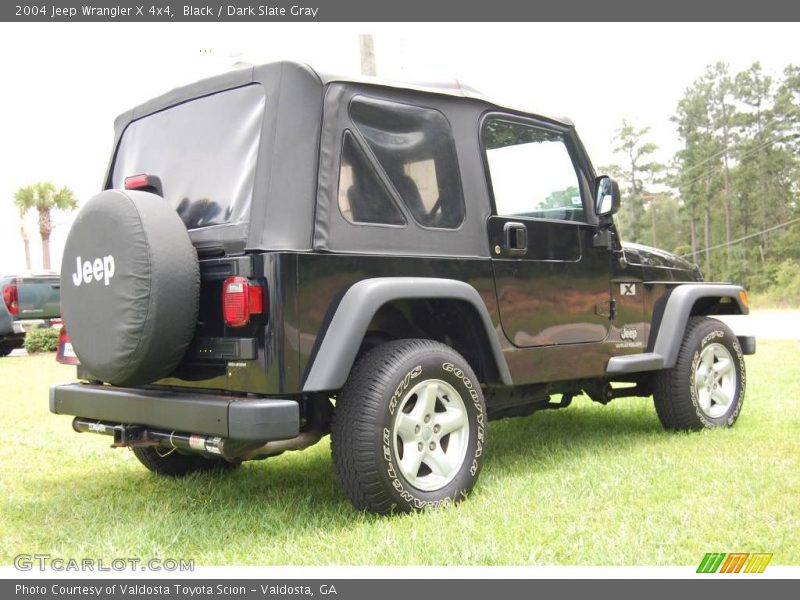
[
  {"left": 3, "top": 0, "right": 800, "bottom": 22},
  {"left": 5, "top": 578, "right": 798, "bottom": 600}
]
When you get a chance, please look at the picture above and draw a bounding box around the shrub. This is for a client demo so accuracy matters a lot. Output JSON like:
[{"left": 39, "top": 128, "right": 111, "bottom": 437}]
[
  {"left": 24, "top": 327, "right": 60, "bottom": 353},
  {"left": 750, "top": 260, "right": 800, "bottom": 308}
]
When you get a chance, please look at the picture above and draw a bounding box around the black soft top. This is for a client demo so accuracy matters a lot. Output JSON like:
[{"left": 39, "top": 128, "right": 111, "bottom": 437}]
[{"left": 105, "top": 61, "right": 576, "bottom": 258}]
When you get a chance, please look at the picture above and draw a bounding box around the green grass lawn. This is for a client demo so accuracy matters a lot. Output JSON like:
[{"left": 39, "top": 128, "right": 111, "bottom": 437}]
[{"left": 1, "top": 342, "right": 799, "bottom": 566}]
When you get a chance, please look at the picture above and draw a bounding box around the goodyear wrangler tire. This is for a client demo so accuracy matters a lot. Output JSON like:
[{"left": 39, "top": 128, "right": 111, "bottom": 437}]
[
  {"left": 654, "top": 317, "right": 746, "bottom": 431},
  {"left": 331, "top": 339, "right": 487, "bottom": 514},
  {"left": 60, "top": 189, "right": 199, "bottom": 386}
]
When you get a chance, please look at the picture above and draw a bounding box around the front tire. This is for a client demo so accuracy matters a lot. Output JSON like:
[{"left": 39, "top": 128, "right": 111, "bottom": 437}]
[
  {"left": 131, "top": 446, "right": 239, "bottom": 477},
  {"left": 654, "top": 317, "right": 746, "bottom": 430},
  {"left": 331, "top": 339, "right": 487, "bottom": 514}
]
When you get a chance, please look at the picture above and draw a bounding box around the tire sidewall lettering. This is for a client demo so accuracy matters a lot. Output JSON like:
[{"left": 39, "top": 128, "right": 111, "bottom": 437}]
[
  {"left": 689, "top": 328, "right": 746, "bottom": 427},
  {"left": 381, "top": 358, "right": 485, "bottom": 510},
  {"left": 388, "top": 365, "right": 422, "bottom": 417}
]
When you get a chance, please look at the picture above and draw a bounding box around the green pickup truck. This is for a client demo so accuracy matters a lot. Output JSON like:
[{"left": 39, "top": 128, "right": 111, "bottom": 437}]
[{"left": 1, "top": 275, "right": 61, "bottom": 356}]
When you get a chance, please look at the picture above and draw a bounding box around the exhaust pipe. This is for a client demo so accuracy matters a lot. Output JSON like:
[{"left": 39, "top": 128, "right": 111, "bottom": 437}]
[
  {"left": 71, "top": 398, "right": 332, "bottom": 460},
  {"left": 226, "top": 398, "right": 332, "bottom": 460}
]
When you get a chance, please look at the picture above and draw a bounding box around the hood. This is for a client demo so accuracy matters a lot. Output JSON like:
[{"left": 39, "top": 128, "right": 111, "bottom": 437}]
[{"left": 622, "top": 242, "right": 701, "bottom": 280}]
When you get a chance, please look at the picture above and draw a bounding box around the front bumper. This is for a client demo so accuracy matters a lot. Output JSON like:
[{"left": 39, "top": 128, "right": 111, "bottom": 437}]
[
  {"left": 737, "top": 335, "right": 756, "bottom": 355},
  {"left": 49, "top": 383, "right": 299, "bottom": 442}
]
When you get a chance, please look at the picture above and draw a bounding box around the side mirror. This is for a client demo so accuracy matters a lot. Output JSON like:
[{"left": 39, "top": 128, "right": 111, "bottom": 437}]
[{"left": 595, "top": 175, "right": 621, "bottom": 219}]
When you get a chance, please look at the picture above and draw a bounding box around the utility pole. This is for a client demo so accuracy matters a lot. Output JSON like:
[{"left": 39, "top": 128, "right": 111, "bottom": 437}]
[{"left": 359, "top": 34, "right": 376, "bottom": 76}]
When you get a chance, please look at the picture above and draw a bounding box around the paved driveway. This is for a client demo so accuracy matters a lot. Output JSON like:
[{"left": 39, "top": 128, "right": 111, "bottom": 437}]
[{"left": 717, "top": 309, "right": 800, "bottom": 341}]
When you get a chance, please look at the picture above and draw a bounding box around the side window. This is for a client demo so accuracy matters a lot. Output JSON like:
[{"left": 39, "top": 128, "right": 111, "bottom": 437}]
[
  {"left": 349, "top": 96, "right": 465, "bottom": 229},
  {"left": 483, "top": 119, "right": 585, "bottom": 222},
  {"left": 338, "top": 131, "right": 406, "bottom": 226}
]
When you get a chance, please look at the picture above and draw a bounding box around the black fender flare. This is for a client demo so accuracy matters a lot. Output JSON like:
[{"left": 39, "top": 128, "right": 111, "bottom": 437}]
[
  {"left": 606, "top": 283, "right": 750, "bottom": 375},
  {"left": 302, "top": 277, "right": 512, "bottom": 392}
]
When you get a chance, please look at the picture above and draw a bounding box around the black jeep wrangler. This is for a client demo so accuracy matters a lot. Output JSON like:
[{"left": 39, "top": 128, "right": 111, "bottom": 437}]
[{"left": 51, "top": 62, "right": 755, "bottom": 513}]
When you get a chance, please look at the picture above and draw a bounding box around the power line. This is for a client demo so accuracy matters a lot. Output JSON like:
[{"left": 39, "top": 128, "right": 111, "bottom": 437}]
[
  {"left": 679, "top": 216, "right": 800, "bottom": 258},
  {"left": 675, "top": 102, "right": 800, "bottom": 179},
  {"left": 676, "top": 130, "right": 797, "bottom": 192}
]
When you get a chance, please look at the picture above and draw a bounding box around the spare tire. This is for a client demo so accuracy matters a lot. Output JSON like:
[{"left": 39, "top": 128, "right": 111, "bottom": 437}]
[{"left": 60, "top": 189, "right": 199, "bottom": 386}]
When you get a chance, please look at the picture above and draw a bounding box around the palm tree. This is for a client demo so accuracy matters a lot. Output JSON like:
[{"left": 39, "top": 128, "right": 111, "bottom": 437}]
[
  {"left": 16, "top": 204, "right": 32, "bottom": 271},
  {"left": 14, "top": 182, "right": 78, "bottom": 271}
]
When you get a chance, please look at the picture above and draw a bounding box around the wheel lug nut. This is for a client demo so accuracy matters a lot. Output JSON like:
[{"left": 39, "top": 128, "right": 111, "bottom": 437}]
[
  {"left": 429, "top": 442, "right": 435, "bottom": 451},
  {"left": 414, "top": 425, "right": 420, "bottom": 434},
  {"left": 417, "top": 442, "right": 423, "bottom": 451},
  {"left": 424, "top": 415, "right": 431, "bottom": 423},
  {"left": 433, "top": 424, "right": 441, "bottom": 434}
]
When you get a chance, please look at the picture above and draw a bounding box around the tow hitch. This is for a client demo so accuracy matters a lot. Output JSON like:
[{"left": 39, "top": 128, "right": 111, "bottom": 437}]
[{"left": 72, "top": 418, "right": 224, "bottom": 455}]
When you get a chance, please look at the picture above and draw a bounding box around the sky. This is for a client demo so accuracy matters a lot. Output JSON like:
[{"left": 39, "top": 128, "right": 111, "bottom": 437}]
[{"left": 0, "top": 22, "right": 797, "bottom": 275}]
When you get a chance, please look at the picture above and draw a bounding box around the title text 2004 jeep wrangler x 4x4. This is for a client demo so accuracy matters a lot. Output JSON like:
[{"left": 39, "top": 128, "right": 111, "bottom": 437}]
[{"left": 51, "top": 62, "right": 755, "bottom": 513}]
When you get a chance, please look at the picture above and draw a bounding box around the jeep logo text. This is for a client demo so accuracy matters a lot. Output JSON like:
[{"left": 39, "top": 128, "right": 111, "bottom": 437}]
[{"left": 71, "top": 255, "right": 115, "bottom": 287}]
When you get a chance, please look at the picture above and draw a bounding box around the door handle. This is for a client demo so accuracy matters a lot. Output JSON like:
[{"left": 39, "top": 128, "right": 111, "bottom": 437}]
[{"left": 503, "top": 222, "right": 527, "bottom": 256}]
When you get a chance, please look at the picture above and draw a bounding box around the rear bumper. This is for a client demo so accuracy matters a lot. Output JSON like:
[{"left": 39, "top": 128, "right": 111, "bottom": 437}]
[
  {"left": 0, "top": 332, "right": 25, "bottom": 347},
  {"left": 49, "top": 383, "right": 299, "bottom": 442}
]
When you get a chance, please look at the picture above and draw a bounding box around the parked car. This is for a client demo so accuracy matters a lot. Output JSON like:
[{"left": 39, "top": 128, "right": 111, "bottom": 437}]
[
  {"left": 1, "top": 274, "right": 61, "bottom": 356},
  {"left": 50, "top": 62, "right": 754, "bottom": 513}
]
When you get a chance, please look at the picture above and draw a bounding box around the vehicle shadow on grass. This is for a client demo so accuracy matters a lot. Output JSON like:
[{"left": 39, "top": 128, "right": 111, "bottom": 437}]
[
  {"left": 485, "top": 398, "right": 666, "bottom": 471},
  {"left": 24, "top": 399, "right": 667, "bottom": 542}
]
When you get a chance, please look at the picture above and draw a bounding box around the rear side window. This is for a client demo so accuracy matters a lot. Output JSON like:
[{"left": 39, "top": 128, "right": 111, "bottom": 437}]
[
  {"left": 346, "top": 96, "right": 465, "bottom": 229},
  {"left": 111, "top": 85, "right": 265, "bottom": 229},
  {"left": 337, "top": 131, "right": 406, "bottom": 225}
]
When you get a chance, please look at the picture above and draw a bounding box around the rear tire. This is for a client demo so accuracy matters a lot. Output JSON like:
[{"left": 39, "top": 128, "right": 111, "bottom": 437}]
[
  {"left": 654, "top": 317, "right": 746, "bottom": 431},
  {"left": 131, "top": 447, "right": 239, "bottom": 477},
  {"left": 331, "top": 339, "right": 487, "bottom": 514},
  {"left": 0, "top": 344, "right": 12, "bottom": 357}
]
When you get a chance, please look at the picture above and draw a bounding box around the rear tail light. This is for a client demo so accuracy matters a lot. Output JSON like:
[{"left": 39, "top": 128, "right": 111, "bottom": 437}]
[
  {"left": 222, "top": 276, "right": 264, "bottom": 328},
  {"left": 2, "top": 282, "right": 18, "bottom": 316},
  {"left": 56, "top": 326, "right": 79, "bottom": 365}
]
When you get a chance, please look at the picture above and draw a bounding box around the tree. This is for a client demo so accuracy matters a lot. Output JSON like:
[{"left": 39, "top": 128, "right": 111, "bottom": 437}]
[
  {"left": 672, "top": 79, "right": 722, "bottom": 276},
  {"left": 13, "top": 182, "right": 78, "bottom": 271},
  {"left": 733, "top": 62, "right": 773, "bottom": 238},
  {"left": 601, "top": 120, "right": 665, "bottom": 245},
  {"left": 15, "top": 204, "right": 32, "bottom": 271},
  {"left": 600, "top": 61, "right": 800, "bottom": 297},
  {"left": 706, "top": 63, "right": 737, "bottom": 258}
]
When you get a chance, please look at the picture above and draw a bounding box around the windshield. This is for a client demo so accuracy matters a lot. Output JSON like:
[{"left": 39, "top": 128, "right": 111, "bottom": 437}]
[{"left": 110, "top": 84, "right": 265, "bottom": 230}]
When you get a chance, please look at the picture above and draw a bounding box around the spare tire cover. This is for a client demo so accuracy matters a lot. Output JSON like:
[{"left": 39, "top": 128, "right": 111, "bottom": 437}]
[{"left": 61, "top": 189, "right": 199, "bottom": 386}]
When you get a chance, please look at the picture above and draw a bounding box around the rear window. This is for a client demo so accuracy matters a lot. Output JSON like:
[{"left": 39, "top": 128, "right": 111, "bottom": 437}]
[{"left": 110, "top": 85, "right": 265, "bottom": 229}]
